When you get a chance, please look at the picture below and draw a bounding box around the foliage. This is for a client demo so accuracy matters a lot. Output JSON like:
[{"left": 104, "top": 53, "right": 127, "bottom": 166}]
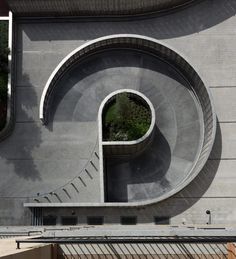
[
  {"left": 0, "top": 47, "right": 9, "bottom": 74},
  {"left": 0, "top": 21, "right": 8, "bottom": 131},
  {"left": 104, "top": 93, "right": 151, "bottom": 141}
]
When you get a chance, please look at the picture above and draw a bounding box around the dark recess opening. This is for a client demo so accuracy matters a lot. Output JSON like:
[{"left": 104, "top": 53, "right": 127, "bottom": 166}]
[
  {"left": 154, "top": 216, "right": 170, "bottom": 225},
  {"left": 87, "top": 216, "right": 104, "bottom": 225},
  {"left": 61, "top": 216, "right": 78, "bottom": 225},
  {"left": 43, "top": 216, "right": 57, "bottom": 226},
  {"left": 121, "top": 216, "right": 137, "bottom": 225}
]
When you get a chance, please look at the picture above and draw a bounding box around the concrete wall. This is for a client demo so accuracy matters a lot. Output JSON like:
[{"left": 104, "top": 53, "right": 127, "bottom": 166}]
[{"left": 6, "top": 0, "right": 192, "bottom": 16}]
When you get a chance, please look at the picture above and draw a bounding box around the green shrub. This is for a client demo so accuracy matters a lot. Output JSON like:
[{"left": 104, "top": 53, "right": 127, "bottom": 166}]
[
  {"left": 0, "top": 48, "right": 9, "bottom": 74},
  {"left": 103, "top": 93, "right": 151, "bottom": 141},
  {"left": 0, "top": 21, "right": 8, "bottom": 131},
  {"left": 0, "top": 72, "right": 7, "bottom": 101}
]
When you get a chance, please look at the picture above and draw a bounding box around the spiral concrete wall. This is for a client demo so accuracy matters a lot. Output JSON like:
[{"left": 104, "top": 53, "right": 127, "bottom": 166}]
[{"left": 39, "top": 34, "right": 216, "bottom": 206}]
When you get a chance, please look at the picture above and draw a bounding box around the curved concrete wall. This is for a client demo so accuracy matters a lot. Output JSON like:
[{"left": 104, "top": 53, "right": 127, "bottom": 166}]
[
  {"left": 99, "top": 89, "right": 156, "bottom": 157},
  {"left": 39, "top": 34, "right": 216, "bottom": 207},
  {"left": 6, "top": 0, "right": 193, "bottom": 16}
]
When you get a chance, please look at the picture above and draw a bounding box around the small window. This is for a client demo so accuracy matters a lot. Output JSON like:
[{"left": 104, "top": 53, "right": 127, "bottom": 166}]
[
  {"left": 43, "top": 216, "right": 57, "bottom": 226},
  {"left": 87, "top": 216, "right": 104, "bottom": 225},
  {"left": 61, "top": 216, "right": 77, "bottom": 226},
  {"left": 154, "top": 216, "right": 169, "bottom": 225},
  {"left": 121, "top": 216, "right": 137, "bottom": 225}
]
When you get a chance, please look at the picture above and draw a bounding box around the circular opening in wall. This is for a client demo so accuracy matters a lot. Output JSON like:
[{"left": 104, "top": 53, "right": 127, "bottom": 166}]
[{"left": 103, "top": 92, "right": 152, "bottom": 141}]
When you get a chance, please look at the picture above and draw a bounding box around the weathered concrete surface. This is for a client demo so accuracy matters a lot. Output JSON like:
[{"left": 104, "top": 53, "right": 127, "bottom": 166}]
[
  {"left": 0, "top": 121, "right": 98, "bottom": 196},
  {"left": 211, "top": 88, "right": 236, "bottom": 122},
  {"left": 210, "top": 123, "right": 236, "bottom": 159},
  {"left": 0, "top": 198, "right": 31, "bottom": 225},
  {"left": 0, "top": 0, "right": 236, "bottom": 225},
  {"left": 43, "top": 197, "right": 236, "bottom": 225}
]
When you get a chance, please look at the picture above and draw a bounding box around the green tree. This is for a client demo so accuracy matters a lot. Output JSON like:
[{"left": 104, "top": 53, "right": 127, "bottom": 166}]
[
  {"left": 104, "top": 92, "right": 151, "bottom": 141},
  {"left": 0, "top": 48, "right": 9, "bottom": 74},
  {"left": 116, "top": 92, "right": 131, "bottom": 122}
]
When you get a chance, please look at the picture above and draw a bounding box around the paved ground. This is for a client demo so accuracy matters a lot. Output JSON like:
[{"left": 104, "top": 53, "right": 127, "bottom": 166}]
[{"left": 0, "top": 0, "right": 236, "bottom": 225}]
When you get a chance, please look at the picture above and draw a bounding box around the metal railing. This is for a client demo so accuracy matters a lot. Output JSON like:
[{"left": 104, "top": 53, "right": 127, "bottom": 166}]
[{"left": 15, "top": 235, "right": 236, "bottom": 249}]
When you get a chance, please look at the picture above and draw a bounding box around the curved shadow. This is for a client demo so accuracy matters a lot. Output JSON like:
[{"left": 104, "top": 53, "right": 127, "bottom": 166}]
[
  {"left": 21, "top": 0, "right": 236, "bottom": 41},
  {"left": 47, "top": 48, "right": 190, "bottom": 128},
  {"left": 143, "top": 119, "right": 222, "bottom": 220},
  {"left": 45, "top": 121, "right": 221, "bottom": 224},
  {"left": 145, "top": 0, "right": 236, "bottom": 39},
  {"left": 105, "top": 126, "right": 171, "bottom": 202}
]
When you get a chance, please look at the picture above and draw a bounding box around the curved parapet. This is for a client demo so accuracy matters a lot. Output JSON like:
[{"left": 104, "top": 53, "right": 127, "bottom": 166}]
[
  {"left": 98, "top": 89, "right": 156, "bottom": 157},
  {"left": 36, "top": 34, "right": 216, "bottom": 207},
  {"left": 7, "top": 0, "right": 195, "bottom": 17}
]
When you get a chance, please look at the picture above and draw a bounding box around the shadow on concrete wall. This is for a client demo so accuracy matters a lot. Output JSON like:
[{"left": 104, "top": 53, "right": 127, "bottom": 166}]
[
  {"left": 46, "top": 49, "right": 189, "bottom": 128},
  {"left": 147, "top": 120, "right": 222, "bottom": 221},
  {"left": 20, "top": 0, "right": 236, "bottom": 41},
  {"left": 105, "top": 126, "right": 171, "bottom": 202},
  {"left": 0, "top": 20, "right": 42, "bottom": 183},
  {"left": 41, "top": 54, "right": 220, "bottom": 222},
  {"left": 57, "top": 242, "right": 227, "bottom": 259},
  {"left": 141, "top": 120, "right": 222, "bottom": 221},
  {"left": 0, "top": 72, "right": 41, "bottom": 225},
  {"left": 0, "top": 73, "right": 42, "bottom": 182},
  {"left": 43, "top": 120, "right": 221, "bottom": 224}
]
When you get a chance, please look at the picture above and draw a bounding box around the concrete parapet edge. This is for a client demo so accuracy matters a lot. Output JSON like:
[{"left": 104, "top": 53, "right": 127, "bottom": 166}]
[{"left": 99, "top": 89, "right": 156, "bottom": 152}]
